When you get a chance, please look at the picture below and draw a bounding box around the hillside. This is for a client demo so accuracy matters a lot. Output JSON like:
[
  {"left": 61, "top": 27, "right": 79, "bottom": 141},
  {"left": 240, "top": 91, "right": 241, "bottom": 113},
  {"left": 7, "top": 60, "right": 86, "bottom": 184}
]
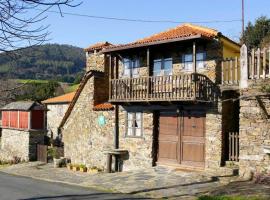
[{"left": 0, "top": 44, "right": 86, "bottom": 83}]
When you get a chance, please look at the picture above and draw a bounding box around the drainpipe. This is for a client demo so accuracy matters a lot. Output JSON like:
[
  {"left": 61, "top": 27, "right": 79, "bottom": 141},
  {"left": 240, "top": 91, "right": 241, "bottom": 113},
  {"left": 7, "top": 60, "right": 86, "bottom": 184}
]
[{"left": 114, "top": 104, "right": 119, "bottom": 171}]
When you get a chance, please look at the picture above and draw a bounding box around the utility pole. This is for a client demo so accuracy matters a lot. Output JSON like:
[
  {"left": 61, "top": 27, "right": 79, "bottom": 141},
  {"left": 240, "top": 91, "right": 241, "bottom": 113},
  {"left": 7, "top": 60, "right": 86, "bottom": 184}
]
[{"left": 242, "top": 0, "right": 245, "bottom": 37}]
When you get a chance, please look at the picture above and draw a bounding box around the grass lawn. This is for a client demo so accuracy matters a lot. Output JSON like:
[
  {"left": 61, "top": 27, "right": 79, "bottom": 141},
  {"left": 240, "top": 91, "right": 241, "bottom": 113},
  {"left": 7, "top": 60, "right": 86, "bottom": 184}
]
[
  {"left": 64, "top": 84, "right": 79, "bottom": 93},
  {"left": 16, "top": 79, "right": 49, "bottom": 84},
  {"left": 198, "top": 195, "right": 267, "bottom": 200}
]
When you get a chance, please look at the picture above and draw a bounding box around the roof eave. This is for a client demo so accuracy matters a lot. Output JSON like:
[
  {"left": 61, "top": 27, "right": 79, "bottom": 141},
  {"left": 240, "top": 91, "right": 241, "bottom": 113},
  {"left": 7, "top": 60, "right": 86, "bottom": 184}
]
[
  {"left": 43, "top": 101, "right": 71, "bottom": 105},
  {"left": 102, "top": 34, "right": 209, "bottom": 53}
]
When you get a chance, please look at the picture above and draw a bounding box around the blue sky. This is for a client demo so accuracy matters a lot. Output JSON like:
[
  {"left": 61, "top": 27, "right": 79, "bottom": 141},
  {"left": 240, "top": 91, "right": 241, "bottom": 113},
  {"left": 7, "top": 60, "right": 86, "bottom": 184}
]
[{"left": 41, "top": 0, "right": 270, "bottom": 48}]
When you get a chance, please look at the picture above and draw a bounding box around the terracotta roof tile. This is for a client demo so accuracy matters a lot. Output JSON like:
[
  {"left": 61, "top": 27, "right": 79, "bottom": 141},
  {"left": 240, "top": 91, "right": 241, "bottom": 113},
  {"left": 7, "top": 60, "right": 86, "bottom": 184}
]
[
  {"left": 42, "top": 92, "right": 76, "bottom": 104},
  {"left": 104, "top": 23, "right": 219, "bottom": 51},
  {"left": 93, "top": 103, "right": 114, "bottom": 111},
  {"left": 85, "top": 41, "right": 113, "bottom": 52}
]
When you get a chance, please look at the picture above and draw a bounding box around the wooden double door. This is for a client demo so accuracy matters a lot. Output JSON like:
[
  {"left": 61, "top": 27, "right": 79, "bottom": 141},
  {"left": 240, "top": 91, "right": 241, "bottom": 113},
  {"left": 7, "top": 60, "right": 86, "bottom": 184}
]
[{"left": 158, "top": 110, "right": 205, "bottom": 168}]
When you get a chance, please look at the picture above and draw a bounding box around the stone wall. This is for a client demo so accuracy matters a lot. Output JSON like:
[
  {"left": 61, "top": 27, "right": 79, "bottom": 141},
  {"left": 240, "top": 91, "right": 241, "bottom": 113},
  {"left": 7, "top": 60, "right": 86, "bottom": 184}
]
[
  {"left": 62, "top": 76, "right": 114, "bottom": 169},
  {"left": 86, "top": 52, "right": 106, "bottom": 72},
  {"left": 205, "top": 107, "right": 223, "bottom": 169},
  {"left": 239, "top": 80, "right": 270, "bottom": 178},
  {"left": 46, "top": 104, "right": 69, "bottom": 139},
  {"left": 118, "top": 109, "right": 154, "bottom": 171},
  {"left": 62, "top": 74, "right": 155, "bottom": 171},
  {"left": 0, "top": 129, "right": 45, "bottom": 161}
]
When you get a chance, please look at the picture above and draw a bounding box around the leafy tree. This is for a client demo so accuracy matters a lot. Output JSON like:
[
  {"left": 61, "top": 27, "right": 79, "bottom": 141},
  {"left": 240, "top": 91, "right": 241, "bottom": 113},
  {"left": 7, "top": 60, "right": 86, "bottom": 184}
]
[
  {"left": 241, "top": 16, "right": 270, "bottom": 49},
  {"left": 15, "top": 80, "right": 59, "bottom": 102}
]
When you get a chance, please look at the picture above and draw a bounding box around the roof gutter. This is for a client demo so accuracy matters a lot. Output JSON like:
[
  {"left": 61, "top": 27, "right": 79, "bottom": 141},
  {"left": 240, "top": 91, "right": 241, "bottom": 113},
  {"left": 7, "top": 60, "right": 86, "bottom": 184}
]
[{"left": 102, "top": 34, "right": 206, "bottom": 53}]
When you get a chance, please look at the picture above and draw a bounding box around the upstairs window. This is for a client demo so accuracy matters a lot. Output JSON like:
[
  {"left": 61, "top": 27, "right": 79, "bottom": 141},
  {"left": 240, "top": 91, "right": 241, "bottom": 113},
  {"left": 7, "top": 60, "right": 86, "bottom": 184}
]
[
  {"left": 153, "top": 58, "right": 173, "bottom": 76},
  {"left": 182, "top": 52, "right": 206, "bottom": 71},
  {"left": 196, "top": 52, "right": 207, "bottom": 69},
  {"left": 183, "top": 54, "right": 193, "bottom": 71},
  {"left": 126, "top": 112, "right": 143, "bottom": 137},
  {"left": 123, "top": 58, "right": 140, "bottom": 78}
]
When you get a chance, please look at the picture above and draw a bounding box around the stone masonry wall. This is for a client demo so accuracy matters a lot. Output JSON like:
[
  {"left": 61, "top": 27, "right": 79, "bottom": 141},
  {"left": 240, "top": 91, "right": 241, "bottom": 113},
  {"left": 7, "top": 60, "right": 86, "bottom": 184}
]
[
  {"left": 118, "top": 109, "right": 154, "bottom": 171},
  {"left": 0, "top": 129, "right": 45, "bottom": 161},
  {"left": 86, "top": 52, "right": 106, "bottom": 72},
  {"left": 239, "top": 80, "right": 270, "bottom": 178},
  {"left": 46, "top": 104, "right": 69, "bottom": 139},
  {"left": 62, "top": 75, "right": 155, "bottom": 171},
  {"left": 62, "top": 77, "right": 114, "bottom": 169},
  {"left": 205, "top": 107, "right": 223, "bottom": 170}
]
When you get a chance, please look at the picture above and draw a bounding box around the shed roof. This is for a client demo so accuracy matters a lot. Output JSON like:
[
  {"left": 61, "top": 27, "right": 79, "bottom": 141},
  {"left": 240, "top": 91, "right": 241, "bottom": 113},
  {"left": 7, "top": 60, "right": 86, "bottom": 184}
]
[
  {"left": 1, "top": 101, "right": 45, "bottom": 111},
  {"left": 42, "top": 92, "right": 75, "bottom": 104}
]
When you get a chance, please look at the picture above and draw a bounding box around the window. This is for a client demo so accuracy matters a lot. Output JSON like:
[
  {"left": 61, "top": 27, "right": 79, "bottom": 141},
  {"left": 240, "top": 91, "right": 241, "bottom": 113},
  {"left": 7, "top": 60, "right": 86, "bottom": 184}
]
[
  {"left": 196, "top": 52, "right": 206, "bottom": 69},
  {"left": 153, "top": 58, "right": 172, "bottom": 76},
  {"left": 182, "top": 52, "right": 206, "bottom": 71},
  {"left": 123, "top": 58, "right": 140, "bottom": 78},
  {"left": 183, "top": 54, "right": 193, "bottom": 71},
  {"left": 126, "top": 112, "right": 143, "bottom": 137}
]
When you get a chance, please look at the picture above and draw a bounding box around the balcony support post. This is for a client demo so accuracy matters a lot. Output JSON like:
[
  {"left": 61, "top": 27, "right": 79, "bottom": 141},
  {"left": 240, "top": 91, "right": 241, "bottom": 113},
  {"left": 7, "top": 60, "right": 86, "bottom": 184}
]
[
  {"left": 109, "top": 54, "right": 112, "bottom": 99},
  {"left": 147, "top": 48, "right": 150, "bottom": 100},
  {"left": 193, "top": 41, "right": 197, "bottom": 98}
]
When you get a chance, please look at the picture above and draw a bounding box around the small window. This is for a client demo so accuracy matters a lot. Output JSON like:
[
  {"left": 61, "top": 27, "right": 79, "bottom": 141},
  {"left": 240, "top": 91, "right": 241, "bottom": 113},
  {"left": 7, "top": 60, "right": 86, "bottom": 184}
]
[
  {"left": 182, "top": 52, "right": 206, "bottom": 71},
  {"left": 196, "top": 52, "right": 206, "bottom": 69},
  {"left": 153, "top": 58, "right": 172, "bottom": 76},
  {"left": 122, "top": 58, "right": 140, "bottom": 78},
  {"left": 126, "top": 112, "right": 143, "bottom": 137},
  {"left": 182, "top": 54, "right": 193, "bottom": 71}
]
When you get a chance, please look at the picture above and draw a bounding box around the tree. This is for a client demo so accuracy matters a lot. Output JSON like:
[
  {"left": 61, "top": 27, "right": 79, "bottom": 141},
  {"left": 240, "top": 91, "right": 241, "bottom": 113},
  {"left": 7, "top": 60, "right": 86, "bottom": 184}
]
[
  {"left": 241, "top": 16, "right": 270, "bottom": 49},
  {"left": 0, "top": 0, "right": 80, "bottom": 53},
  {"left": 0, "top": 0, "right": 80, "bottom": 105}
]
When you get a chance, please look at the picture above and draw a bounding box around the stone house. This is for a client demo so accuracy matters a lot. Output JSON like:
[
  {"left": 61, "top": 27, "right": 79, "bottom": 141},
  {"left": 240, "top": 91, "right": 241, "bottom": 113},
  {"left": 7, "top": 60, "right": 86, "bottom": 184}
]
[
  {"left": 0, "top": 101, "right": 46, "bottom": 161},
  {"left": 42, "top": 92, "right": 75, "bottom": 141},
  {"left": 60, "top": 23, "right": 246, "bottom": 173}
]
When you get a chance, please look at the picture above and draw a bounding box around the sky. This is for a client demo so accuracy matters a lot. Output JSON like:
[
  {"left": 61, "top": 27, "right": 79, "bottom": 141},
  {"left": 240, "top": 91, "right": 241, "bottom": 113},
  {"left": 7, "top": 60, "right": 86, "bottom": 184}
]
[{"left": 38, "top": 0, "right": 270, "bottom": 48}]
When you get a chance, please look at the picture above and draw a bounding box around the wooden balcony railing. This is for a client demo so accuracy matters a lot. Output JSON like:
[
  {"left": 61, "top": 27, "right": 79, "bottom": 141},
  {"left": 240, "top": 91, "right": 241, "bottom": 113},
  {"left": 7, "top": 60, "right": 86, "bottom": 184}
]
[
  {"left": 109, "top": 73, "right": 217, "bottom": 102},
  {"left": 221, "top": 46, "right": 270, "bottom": 87}
]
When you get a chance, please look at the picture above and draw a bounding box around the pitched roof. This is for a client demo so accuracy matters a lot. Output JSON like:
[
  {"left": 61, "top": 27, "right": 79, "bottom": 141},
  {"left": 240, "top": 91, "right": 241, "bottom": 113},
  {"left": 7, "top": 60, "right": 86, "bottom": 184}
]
[
  {"left": 93, "top": 103, "right": 114, "bottom": 111},
  {"left": 1, "top": 101, "right": 45, "bottom": 111},
  {"left": 104, "top": 23, "right": 220, "bottom": 52},
  {"left": 85, "top": 41, "right": 113, "bottom": 52},
  {"left": 42, "top": 92, "right": 76, "bottom": 104}
]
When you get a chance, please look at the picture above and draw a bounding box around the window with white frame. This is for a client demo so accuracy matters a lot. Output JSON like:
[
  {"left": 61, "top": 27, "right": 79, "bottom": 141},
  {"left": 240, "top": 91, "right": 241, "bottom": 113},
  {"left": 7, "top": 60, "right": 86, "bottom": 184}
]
[
  {"left": 123, "top": 58, "right": 140, "bottom": 78},
  {"left": 126, "top": 112, "right": 143, "bottom": 137},
  {"left": 182, "top": 52, "right": 206, "bottom": 71},
  {"left": 153, "top": 58, "right": 173, "bottom": 76}
]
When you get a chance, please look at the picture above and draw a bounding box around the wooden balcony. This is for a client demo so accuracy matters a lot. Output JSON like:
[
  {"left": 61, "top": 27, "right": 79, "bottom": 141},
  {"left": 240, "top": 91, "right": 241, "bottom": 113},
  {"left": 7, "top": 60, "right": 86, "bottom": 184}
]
[{"left": 109, "top": 73, "right": 217, "bottom": 103}]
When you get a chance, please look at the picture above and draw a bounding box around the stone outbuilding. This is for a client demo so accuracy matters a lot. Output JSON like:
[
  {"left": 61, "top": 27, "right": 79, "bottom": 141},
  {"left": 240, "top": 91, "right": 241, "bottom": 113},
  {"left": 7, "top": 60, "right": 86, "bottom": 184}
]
[
  {"left": 42, "top": 92, "right": 75, "bottom": 141},
  {"left": 0, "top": 101, "right": 46, "bottom": 161}
]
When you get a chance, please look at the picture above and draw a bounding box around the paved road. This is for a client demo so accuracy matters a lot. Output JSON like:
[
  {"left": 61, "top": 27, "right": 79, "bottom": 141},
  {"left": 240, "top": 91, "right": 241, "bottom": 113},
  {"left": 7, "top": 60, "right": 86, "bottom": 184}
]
[{"left": 0, "top": 172, "right": 149, "bottom": 200}]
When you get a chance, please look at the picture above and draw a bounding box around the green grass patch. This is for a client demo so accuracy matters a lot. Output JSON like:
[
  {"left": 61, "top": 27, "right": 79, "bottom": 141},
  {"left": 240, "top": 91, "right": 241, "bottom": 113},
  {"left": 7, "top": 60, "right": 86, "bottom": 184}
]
[
  {"left": 0, "top": 65, "right": 11, "bottom": 73},
  {"left": 16, "top": 79, "right": 49, "bottom": 84},
  {"left": 64, "top": 84, "right": 79, "bottom": 93},
  {"left": 198, "top": 195, "right": 266, "bottom": 200}
]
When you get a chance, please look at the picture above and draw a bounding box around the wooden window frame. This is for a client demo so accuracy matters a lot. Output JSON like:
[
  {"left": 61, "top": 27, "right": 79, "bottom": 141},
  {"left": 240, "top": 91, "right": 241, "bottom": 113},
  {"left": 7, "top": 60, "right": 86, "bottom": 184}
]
[
  {"left": 182, "top": 51, "right": 207, "bottom": 71},
  {"left": 125, "top": 112, "right": 143, "bottom": 138},
  {"left": 153, "top": 58, "right": 173, "bottom": 76},
  {"left": 122, "top": 57, "right": 140, "bottom": 78}
]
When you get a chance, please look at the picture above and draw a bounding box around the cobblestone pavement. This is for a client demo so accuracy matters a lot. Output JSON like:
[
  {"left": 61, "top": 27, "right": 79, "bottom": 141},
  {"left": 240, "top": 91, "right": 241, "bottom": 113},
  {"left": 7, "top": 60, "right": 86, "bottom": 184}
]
[{"left": 1, "top": 162, "right": 269, "bottom": 199}]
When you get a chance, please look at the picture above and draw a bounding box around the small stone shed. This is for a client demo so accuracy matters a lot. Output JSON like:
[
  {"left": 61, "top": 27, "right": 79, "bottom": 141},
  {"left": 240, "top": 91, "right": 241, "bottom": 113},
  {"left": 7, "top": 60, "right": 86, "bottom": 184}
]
[
  {"left": 42, "top": 92, "right": 75, "bottom": 141},
  {"left": 0, "top": 101, "right": 46, "bottom": 161}
]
